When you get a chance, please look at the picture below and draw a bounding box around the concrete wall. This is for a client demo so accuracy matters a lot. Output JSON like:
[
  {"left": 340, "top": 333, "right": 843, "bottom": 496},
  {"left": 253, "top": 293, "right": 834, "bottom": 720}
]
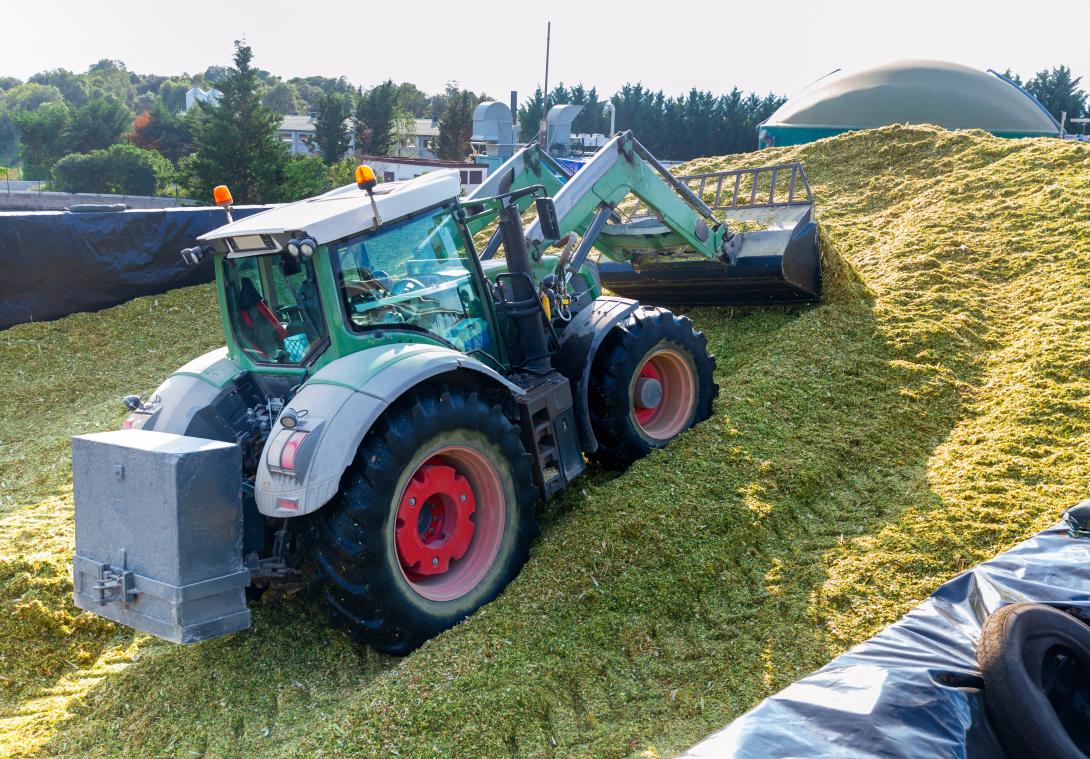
[{"left": 0, "top": 190, "right": 193, "bottom": 212}]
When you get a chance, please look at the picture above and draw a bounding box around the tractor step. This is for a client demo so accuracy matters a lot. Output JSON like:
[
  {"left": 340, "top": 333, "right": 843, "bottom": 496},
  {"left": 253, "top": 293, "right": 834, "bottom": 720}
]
[{"left": 515, "top": 372, "right": 586, "bottom": 500}]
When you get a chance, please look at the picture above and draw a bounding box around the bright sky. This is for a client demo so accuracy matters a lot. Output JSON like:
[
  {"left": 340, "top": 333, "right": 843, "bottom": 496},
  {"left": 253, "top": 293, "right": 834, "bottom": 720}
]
[{"left": 7, "top": 0, "right": 1088, "bottom": 101}]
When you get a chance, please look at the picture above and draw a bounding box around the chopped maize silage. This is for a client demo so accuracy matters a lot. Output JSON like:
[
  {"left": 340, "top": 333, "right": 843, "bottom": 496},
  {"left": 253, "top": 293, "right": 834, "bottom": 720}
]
[{"left": 0, "top": 125, "right": 1088, "bottom": 758}]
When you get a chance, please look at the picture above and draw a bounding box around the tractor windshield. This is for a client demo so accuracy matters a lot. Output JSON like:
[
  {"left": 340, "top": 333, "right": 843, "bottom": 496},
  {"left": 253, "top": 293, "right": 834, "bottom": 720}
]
[
  {"left": 222, "top": 252, "right": 328, "bottom": 364},
  {"left": 331, "top": 208, "right": 494, "bottom": 355}
]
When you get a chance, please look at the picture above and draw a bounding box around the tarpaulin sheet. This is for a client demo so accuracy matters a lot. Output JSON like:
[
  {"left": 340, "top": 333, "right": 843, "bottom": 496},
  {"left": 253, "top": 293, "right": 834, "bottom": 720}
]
[
  {"left": 684, "top": 522, "right": 1090, "bottom": 758},
  {"left": 0, "top": 205, "right": 268, "bottom": 330}
]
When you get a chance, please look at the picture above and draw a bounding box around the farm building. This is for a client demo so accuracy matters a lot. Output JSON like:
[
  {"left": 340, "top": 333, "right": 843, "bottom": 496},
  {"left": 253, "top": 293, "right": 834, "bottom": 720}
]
[{"left": 758, "top": 59, "right": 1062, "bottom": 147}]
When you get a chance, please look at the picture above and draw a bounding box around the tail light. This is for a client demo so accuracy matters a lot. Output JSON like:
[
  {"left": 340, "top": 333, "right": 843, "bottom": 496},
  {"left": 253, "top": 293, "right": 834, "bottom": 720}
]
[
  {"left": 278, "top": 431, "right": 308, "bottom": 472},
  {"left": 266, "top": 428, "right": 312, "bottom": 476}
]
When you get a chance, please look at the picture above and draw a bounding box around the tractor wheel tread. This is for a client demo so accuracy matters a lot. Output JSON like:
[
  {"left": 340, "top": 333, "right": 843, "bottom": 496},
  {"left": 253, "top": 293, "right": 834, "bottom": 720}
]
[
  {"left": 305, "top": 387, "right": 538, "bottom": 654},
  {"left": 588, "top": 305, "right": 718, "bottom": 468}
]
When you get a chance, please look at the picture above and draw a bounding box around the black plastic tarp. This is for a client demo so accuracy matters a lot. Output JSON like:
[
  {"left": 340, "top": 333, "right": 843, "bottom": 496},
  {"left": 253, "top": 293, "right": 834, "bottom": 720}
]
[
  {"left": 683, "top": 522, "right": 1090, "bottom": 758},
  {"left": 0, "top": 205, "right": 268, "bottom": 330}
]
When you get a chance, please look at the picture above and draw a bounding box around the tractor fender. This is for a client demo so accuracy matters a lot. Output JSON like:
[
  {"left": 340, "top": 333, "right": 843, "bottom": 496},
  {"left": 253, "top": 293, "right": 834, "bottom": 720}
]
[
  {"left": 554, "top": 296, "right": 640, "bottom": 453},
  {"left": 128, "top": 347, "right": 245, "bottom": 438},
  {"left": 254, "top": 343, "right": 524, "bottom": 518}
]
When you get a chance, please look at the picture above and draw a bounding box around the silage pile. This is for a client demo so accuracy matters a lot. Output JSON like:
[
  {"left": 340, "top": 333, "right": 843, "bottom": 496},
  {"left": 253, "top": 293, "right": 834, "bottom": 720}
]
[{"left": 0, "top": 125, "right": 1088, "bottom": 758}]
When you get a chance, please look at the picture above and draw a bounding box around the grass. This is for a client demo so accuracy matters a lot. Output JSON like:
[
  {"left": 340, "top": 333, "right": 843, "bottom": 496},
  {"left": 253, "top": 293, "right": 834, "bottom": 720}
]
[{"left": 0, "top": 125, "right": 1088, "bottom": 757}]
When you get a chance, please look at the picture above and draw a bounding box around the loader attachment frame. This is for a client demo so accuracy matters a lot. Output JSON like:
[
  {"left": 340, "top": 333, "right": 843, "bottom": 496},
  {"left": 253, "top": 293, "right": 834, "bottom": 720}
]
[{"left": 463, "top": 131, "right": 821, "bottom": 305}]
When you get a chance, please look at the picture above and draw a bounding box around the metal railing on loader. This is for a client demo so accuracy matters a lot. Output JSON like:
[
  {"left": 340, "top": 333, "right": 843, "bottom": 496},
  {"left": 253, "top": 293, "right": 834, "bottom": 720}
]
[{"left": 625, "top": 162, "right": 813, "bottom": 219}]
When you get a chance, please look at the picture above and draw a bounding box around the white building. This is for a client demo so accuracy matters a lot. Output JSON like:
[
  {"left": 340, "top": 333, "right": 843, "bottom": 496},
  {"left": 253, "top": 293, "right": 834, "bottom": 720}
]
[
  {"left": 279, "top": 114, "right": 320, "bottom": 155},
  {"left": 184, "top": 87, "right": 222, "bottom": 111},
  {"left": 409, "top": 119, "right": 440, "bottom": 159},
  {"left": 278, "top": 115, "right": 446, "bottom": 159}
]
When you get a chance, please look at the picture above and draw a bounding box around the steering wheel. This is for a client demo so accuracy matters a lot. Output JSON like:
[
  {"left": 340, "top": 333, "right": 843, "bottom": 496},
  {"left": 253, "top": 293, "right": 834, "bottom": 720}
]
[
  {"left": 390, "top": 277, "right": 426, "bottom": 295},
  {"left": 277, "top": 304, "right": 303, "bottom": 324},
  {"left": 343, "top": 268, "right": 390, "bottom": 300}
]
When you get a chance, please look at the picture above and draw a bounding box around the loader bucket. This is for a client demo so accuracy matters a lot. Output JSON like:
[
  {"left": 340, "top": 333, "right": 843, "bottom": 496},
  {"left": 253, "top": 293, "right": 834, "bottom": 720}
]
[{"left": 597, "top": 203, "right": 821, "bottom": 306}]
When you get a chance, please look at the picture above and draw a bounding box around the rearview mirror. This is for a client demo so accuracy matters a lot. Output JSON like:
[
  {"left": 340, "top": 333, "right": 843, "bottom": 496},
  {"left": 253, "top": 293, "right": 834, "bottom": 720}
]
[{"left": 535, "top": 197, "right": 561, "bottom": 240}]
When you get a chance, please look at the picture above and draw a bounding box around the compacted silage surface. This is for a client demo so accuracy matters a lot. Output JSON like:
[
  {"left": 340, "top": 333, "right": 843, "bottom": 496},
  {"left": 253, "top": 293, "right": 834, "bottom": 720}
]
[{"left": 0, "top": 125, "right": 1088, "bottom": 757}]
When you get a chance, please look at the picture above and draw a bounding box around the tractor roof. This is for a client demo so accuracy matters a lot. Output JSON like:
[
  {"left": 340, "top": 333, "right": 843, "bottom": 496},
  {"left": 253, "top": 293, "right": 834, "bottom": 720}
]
[{"left": 198, "top": 169, "right": 461, "bottom": 251}]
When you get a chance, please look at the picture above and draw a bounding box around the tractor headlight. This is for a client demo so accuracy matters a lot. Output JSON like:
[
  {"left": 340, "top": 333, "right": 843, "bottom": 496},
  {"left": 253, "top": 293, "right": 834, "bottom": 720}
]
[
  {"left": 180, "top": 246, "right": 206, "bottom": 266},
  {"left": 298, "top": 237, "right": 316, "bottom": 258},
  {"left": 286, "top": 239, "right": 301, "bottom": 257}
]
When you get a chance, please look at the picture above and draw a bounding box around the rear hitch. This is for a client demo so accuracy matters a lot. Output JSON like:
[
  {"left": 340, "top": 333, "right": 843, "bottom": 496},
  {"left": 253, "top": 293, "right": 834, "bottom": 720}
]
[
  {"left": 245, "top": 524, "right": 306, "bottom": 593},
  {"left": 91, "top": 549, "right": 139, "bottom": 607}
]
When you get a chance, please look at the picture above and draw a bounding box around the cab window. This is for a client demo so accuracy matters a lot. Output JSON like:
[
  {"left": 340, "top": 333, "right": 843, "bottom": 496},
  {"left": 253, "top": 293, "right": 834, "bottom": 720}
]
[
  {"left": 331, "top": 208, "right": 494, "bottom": 355},
  {"left": 223, "top": 253, "right": 327, "bottom": 364}
]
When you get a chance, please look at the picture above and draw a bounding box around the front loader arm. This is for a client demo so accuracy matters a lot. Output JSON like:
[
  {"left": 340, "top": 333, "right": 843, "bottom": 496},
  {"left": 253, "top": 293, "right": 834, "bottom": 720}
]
[
  {"left": 519, "top": 132, "right": 730, "bottom": 265},
  {"left": 464, "top": 131, "right": 730, "bottom": 267},
  {"left": 460, "top": 131, "right": 821, "bottom": 307},
  {"left": 463, "top": 144, "right": 573, "bottom": 237}
]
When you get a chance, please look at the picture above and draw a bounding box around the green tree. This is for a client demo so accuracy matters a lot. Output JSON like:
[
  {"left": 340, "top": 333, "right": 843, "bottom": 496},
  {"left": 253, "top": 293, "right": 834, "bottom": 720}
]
[
  {"left": 52, "top": 143, "right": 173, "bottom": 195},
  {"left": 310, "top": 91, "right": 351, "bottom": 164},
  {"left": 69, "top": 96, "right": 132, "bottom": 152},
  {"left": 288, "top": 75, "right": 353, "bottom": 112},
  {"left": 0, "top": 83, "right": 65, "bottom": 164},
  {"left": 83, "top": 59, "right": 134, "bottom": 104},
  {"left": 569, "top": 84, "right": 609, "bottom": 135},
  {"left": 396, "top": 82, "right": 430, "bottom": 117},
  {"left": 353, "top": 80, "right": 399, "bottom": 155},
  {"left": 1025, "top": 66, "right": 1087, "bottom": 122},
  {"left": 180, "top": 41, "right": 288, "bottom": 204},
  {"left": 197, "top": 66, "right": 231, "bottom": 86},
  {"left": 132, "top": 91, "right": 158, "bottom": 115},
  {"left": 136, "top": 74, "right": 168, "bottom": 96},
  {"left": 0, "top": 77, "right": 20, "bottom": 92},
  {"left": 159, "top": 80, "right": 191, "bottom": 113},
  {"left": 263, "top": 81, "right": 300, "bottom": 115},
  {"left": 130, "top": 100, "right": 193, "bottom": 163},
  {"left": 277, "top": 154, "right": 332, "bottom": 201},
  {"left": 29, "top": 69, "right": 88, "bottom": 107},
  {"left": 436, "top": 89, "right": 475, "bottom": 160},
  {"left": 328, "top": 156, "right": 358, "bottom": 187},
  {"left": 13, "top": 102, "right": 71, "bottom": 178},
  {"left": 2, "top": 82, "right": 64, "bottom": 112}
]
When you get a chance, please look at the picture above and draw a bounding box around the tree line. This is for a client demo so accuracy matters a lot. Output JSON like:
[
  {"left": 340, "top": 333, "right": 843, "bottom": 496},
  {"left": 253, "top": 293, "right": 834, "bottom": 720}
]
[{"left": 0, "top": 48, "right": 1084, "bottom": 203}]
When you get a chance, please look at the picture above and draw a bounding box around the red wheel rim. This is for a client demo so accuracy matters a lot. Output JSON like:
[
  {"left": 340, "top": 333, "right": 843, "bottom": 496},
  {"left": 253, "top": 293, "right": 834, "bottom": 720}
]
[
  {"left": 394, "top": 445, "right": 505, "bottom": 602},
  {"left": 631, "top": 348, "right": 697, "bottom": 441}
]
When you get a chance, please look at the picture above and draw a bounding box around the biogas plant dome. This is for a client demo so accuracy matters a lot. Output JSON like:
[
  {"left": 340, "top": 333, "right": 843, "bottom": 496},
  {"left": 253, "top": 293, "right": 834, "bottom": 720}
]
[{"left": 758, "top": 59, "right": 1061, "bottom": 147}]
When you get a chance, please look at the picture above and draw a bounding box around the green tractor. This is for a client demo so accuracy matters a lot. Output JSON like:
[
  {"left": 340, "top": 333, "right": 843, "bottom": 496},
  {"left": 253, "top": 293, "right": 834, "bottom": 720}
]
[{"left": 71, "top": 132, "right": 819, "bottom": 653}]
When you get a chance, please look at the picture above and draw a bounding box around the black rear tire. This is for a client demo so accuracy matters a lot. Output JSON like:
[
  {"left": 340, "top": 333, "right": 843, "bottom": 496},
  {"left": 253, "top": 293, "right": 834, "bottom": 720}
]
[
  {"left": 588, "top": 306, "right": 717, "bottom": 468},
  {"left": 306, "top": 388, "right": 538, "bottom": 654},
  {"left": 979, "top": 602, "right": 1090, "bottom": 758}
]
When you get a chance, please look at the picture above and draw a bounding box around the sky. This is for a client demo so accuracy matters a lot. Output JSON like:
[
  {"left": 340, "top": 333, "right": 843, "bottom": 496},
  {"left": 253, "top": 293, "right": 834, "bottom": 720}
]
[{"left": 5, "top": 0, "right": 1088, "bottom": 102}]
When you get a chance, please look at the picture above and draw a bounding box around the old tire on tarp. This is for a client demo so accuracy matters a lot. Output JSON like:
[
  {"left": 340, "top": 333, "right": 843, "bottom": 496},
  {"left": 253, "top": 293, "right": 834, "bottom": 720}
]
[{"left": 979, "top": 602, "right": 1090, "bottom": 758}]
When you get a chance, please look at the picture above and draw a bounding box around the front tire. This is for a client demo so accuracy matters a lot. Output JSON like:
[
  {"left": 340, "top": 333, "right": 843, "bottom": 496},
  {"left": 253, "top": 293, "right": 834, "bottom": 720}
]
[
  {"left": 307, "top": 388, "right": 538, "bottom": 654},
  {"left": 589, "top": 306, "right": 717, "bottom": 468}
]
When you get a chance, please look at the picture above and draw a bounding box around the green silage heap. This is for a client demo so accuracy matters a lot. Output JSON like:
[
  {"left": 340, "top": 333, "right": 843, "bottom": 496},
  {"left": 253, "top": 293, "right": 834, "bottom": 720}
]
[{"left": 0, "top": 125, "right": 1087, "bottom": 757}]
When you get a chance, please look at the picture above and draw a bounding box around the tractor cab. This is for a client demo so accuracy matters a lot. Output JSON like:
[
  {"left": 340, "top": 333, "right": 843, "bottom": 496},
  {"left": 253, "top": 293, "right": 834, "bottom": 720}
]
[{"left": 194, "top": 169, "right": 485, "bottom": 372}]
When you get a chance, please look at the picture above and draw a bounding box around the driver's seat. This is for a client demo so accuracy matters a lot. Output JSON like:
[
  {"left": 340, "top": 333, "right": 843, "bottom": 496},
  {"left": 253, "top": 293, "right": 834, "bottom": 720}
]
[{"left": 237, "top": 278, "right": 286, "bottom": 357}]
